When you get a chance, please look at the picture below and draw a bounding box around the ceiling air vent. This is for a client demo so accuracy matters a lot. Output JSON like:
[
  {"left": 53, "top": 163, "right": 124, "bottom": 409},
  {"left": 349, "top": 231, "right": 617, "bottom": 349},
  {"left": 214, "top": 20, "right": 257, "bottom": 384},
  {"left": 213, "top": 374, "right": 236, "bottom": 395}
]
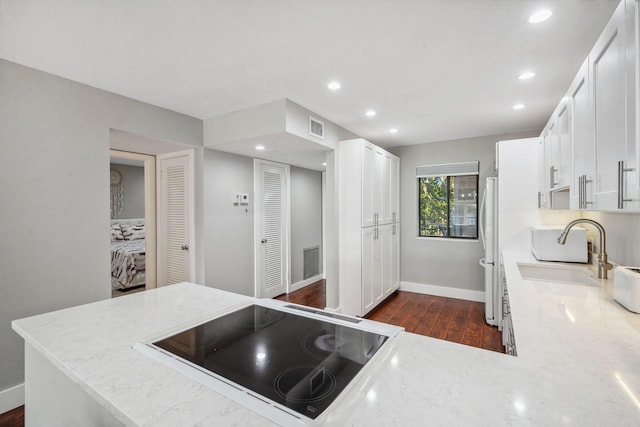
[{"left": 309, "top": 117, "right": 324, "bottom": 139}]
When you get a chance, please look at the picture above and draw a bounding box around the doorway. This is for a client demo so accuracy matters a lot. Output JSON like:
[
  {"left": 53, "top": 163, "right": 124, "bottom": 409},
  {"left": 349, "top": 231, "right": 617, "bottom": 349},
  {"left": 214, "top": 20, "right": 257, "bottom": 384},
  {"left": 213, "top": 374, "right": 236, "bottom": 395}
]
[
  {"left": 254, "top": 159, "right": 290, "bottom": 298},
  {"left": 109, "top": 149, "right": 157, "bottom": 297}
]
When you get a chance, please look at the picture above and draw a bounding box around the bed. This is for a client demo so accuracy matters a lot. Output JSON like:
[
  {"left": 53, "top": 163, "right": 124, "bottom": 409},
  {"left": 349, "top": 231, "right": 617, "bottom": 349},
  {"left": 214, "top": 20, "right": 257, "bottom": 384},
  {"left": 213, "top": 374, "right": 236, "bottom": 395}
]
[{"left": 111, "top": 218, "right": 146, "bottom": 290}]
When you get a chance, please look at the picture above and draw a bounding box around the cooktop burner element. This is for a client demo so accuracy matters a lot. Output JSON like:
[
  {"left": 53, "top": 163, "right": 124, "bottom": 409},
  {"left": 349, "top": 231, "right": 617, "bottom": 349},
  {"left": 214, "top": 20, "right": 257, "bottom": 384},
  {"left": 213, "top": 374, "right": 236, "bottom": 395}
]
[
  {"left": 137, "top": 301, "right": 402, "bottom": 425},
  {"left": 274, "top": 365, "right": 337, "bottom": 405}
]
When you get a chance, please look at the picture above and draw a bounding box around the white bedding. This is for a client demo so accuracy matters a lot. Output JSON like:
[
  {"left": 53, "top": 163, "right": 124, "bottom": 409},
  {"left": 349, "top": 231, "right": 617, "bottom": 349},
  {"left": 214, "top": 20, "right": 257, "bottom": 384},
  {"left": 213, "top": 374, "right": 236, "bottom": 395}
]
[{"left": 111, "top": 239, "right": 146, "bottom": 290}]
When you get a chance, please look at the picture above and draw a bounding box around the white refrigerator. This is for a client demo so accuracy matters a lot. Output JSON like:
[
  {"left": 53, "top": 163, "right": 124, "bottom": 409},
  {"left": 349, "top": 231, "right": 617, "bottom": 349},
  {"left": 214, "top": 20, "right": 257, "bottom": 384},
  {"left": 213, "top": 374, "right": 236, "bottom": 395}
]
[
  {"left": 480, "top": 137, "right": 544, "bottom": 328},
  {"left": 479, "top": 177, "right": 499, "bottom": 326}
]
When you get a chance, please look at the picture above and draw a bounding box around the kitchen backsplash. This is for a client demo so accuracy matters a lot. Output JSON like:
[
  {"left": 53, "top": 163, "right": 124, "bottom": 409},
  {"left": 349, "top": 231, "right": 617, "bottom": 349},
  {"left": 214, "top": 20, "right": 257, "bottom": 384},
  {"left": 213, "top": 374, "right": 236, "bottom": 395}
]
[{"left": 577, "top": 211, "right": 640, "bottom": 268}]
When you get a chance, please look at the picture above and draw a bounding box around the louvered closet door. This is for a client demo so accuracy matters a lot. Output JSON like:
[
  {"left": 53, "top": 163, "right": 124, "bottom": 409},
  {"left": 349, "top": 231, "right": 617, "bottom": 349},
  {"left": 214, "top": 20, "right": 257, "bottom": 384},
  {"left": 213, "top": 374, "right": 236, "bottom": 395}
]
[
  {"left": 257, "top": 161, "right": 288, "bottom": 298},
  {"left": 157, "top": 152, "right": 193, "bottom": 286}
]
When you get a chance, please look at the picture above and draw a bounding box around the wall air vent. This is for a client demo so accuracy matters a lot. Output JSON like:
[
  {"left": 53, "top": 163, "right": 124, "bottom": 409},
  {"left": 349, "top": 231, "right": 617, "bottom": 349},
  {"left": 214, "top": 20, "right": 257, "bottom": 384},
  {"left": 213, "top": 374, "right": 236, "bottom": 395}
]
[
  {"left": 303, "top": 246, "right": 320, "bottom": 279},
  {"left": 309, "top": 117, "right": 324, "bottom": 140}
]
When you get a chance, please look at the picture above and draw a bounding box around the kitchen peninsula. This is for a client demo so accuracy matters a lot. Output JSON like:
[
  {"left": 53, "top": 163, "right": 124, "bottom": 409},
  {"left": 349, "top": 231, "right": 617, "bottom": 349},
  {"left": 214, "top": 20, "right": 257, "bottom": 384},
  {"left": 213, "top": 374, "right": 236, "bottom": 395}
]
[{"left": 12, "top": 269, "right": 640, "bottom": 425}]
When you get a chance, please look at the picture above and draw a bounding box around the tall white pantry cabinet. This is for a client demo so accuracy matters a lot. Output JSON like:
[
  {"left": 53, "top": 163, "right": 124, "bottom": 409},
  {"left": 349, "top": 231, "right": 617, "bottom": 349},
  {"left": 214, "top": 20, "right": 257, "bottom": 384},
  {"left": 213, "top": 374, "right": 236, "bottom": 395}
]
[{"left": 337, "top": 138, "right": 400, "bottom": 317}]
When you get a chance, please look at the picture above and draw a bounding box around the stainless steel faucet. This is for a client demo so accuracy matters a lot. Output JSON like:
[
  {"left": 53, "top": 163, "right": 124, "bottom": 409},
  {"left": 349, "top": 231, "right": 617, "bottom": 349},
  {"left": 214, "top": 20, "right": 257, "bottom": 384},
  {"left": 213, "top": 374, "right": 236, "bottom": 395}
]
[{"left": 557, "top": 219, "right": 613, "bottom": 279}]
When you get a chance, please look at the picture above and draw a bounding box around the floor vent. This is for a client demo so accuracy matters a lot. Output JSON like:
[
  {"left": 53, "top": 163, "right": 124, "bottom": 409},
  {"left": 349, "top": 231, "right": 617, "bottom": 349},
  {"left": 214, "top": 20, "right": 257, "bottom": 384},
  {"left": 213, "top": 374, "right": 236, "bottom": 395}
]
[{"left": 303, "top": 246, "right": 320, "bottom": 279}]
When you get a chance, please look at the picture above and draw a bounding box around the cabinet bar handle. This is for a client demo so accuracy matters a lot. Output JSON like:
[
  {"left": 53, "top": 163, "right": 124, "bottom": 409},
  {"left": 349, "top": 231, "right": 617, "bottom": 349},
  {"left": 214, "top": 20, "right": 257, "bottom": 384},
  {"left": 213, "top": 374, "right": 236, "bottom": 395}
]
[
  {"left": 583, "top": 175, "right": 592, "bottom": 209},
  {"left": 618, "top": 161, "right": 635, "bottom": 209},
  {"left": 549, "top": 166, "right": 558, "bottom": 188},
  {"left": 578, "top": 175, "right": 583, "bottom": 209},
  {"left": 537, "top": 191, "right": 543, "bottom": 209}
]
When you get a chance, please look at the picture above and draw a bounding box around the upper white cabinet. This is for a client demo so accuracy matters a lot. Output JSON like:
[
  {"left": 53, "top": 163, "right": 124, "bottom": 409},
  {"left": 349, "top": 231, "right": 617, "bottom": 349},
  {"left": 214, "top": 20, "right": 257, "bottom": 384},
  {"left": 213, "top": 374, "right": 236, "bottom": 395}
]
[
  {"left": 547, "top": 106, "right": 571, "bottom": 190},
  {"left": 569, "top": 60, "right": 595, "bottom": 210},
  {"left": 541, "top": 0, "right": 640, "bottom": 212},
  {"left": 537, "top": 136, "right": 549, "bottom": 208},
  {"left": 362, "top": 143, "right": 399, "bottom": 226},
  {"left": 540, "top": 107, "right": 571, "bottom": 208},
  {"left": 592, "top": 0, "right": 638, "bottom": 210},
  {"left": 361, "top": 143, "right": 382, "bottom": 227}
]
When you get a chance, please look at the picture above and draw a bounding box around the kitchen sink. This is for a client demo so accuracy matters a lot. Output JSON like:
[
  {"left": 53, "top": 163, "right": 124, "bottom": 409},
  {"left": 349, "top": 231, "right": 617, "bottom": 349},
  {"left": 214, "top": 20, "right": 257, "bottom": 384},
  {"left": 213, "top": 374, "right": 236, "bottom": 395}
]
[{"left": 517, "top": 262, "right": 601, "bottom": 286}]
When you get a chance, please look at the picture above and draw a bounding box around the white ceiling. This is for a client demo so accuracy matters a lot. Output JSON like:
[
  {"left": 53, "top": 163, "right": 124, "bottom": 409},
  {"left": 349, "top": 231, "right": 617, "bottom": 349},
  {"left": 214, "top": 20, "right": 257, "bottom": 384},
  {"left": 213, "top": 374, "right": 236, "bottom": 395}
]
[{"left": 0, "top": 0, "right": 620, "bottom": 154}]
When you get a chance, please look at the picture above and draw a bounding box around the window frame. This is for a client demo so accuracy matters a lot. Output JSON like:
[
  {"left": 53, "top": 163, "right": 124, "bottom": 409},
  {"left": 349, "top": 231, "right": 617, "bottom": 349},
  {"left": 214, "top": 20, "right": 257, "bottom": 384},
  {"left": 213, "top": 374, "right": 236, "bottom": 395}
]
[{"left": 416, "top": 162, "right": 479, "bottom": 240}]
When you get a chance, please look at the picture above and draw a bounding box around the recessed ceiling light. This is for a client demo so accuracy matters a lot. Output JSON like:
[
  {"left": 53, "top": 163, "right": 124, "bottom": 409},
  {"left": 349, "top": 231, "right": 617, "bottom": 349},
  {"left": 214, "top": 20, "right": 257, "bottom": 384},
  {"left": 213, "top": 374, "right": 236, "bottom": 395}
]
[
  {"left": 529, "top": 10, "right": 552, "bottom": 24},
  {"left": 513, "top": 104, "right": 525, "bottom": 110},
  {"left": 328, "top": 81, "right": 341, "bottom": 91},
  {"left": 389, "top": 128, "right": 399, "bottom": 134},
  {"left": 366, "top": 110, "right": 377, "bottom": 117},
  {"left": 255, "top": 145, "right": 265, "bottom": 150},
  {"left": 518, "top": 71, "right": 536, "bottom": 80},
  {"left": 322, "top": 162, "right": 327, "bottom": 166}
]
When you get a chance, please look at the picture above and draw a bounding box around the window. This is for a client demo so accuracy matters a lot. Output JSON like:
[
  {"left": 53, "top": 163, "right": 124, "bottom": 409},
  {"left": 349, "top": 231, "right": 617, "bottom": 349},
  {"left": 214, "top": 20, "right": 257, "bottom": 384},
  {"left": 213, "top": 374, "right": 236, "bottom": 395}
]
[{"left": 417, "top": 162, "right": 479, "bottom": 239}]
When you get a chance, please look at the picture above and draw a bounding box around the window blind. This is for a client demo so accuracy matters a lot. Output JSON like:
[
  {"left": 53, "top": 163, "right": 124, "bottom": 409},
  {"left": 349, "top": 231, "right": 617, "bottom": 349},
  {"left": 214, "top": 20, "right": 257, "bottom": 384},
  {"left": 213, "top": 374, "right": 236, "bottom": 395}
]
[{"left": 416, "top": 161, "right": 479, "bottom": 178}]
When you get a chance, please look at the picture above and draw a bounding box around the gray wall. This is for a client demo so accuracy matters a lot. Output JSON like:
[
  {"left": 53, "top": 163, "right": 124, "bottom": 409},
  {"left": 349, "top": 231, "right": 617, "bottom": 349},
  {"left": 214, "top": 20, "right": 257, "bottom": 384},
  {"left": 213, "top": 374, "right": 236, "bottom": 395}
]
[
  {"left": 0, "top": 59, "right": 202, "bottom": 395},
  {"left": 110, "top": 164, "right": 145, "bottom": 219},
  {"left": 203, "top": 149, "right": 255, "bottom": 296},
  {"left": 290, "top": 166, "right": 323, "bottom": 284},
  {"left": 388, "top": 131, "right": 537, "bottom": 292},
  {"left": 203, "top": 151, "right": 325, "bottom": 295}
]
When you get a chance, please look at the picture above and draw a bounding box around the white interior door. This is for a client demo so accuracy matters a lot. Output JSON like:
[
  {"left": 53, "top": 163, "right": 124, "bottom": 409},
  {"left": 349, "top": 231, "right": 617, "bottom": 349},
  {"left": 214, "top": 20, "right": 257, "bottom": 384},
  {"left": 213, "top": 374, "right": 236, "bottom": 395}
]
[
  {"left": 157, "top": 150, "right": 194, "bottom": 286},
  {"left": 255, "top": 160, "right": 289, "bottom": 298}
]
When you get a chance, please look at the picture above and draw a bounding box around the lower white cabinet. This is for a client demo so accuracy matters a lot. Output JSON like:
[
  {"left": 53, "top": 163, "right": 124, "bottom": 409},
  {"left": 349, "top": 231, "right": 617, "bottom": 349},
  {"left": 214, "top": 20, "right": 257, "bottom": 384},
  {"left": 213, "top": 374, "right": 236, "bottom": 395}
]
[
  {"left": 361, "top": 223, "right": 400, "bottom": 315},
  {"left": 502, "top": 276, "right": 517, "bottom": 356}
]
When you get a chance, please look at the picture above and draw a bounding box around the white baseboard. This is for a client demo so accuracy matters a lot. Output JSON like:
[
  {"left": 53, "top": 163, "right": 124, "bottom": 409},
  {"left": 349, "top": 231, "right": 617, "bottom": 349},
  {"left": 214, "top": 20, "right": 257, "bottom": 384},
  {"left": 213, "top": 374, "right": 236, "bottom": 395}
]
[
  {"left": 400, "top": 281, "right": 485, "bottom": 303},
  {"left": 288, "top": 274, "right": 325, "bottom": 293},
  {"left": 323, "top": 306, "right": 341, "bottom": 314},
  {"left": 0, "top": 383, "right": 24, "bottom": 414}
]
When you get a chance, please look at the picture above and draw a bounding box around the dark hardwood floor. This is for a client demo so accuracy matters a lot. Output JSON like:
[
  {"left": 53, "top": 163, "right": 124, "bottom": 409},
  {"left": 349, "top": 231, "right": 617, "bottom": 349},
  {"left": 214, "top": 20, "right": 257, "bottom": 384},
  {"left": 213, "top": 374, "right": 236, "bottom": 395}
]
[
  {"left": 0, "top": 405, "right": 23, "bottom": 427},
  {"left": 276, "top": 279, "right": 504, "bottom": 353},
  {"left": 0, "top": 280, "right": 502, "bottom": 425}
]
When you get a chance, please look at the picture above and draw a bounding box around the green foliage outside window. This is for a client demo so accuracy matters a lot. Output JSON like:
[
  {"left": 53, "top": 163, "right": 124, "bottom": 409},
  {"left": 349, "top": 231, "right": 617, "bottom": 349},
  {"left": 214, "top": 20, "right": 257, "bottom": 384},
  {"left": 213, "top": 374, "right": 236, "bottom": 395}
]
[{"left": 418, "top": 175, "right": 478, "bottom": 239}]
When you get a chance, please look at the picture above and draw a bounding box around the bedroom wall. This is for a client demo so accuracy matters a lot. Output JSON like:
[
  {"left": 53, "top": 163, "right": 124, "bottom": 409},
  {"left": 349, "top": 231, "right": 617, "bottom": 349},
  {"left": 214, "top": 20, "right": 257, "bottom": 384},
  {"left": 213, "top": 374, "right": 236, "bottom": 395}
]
[
  {"left": 0, "top": 59, "right": 203, "bottom": 408},
  {"left": 290, "top": 166, "right": 323, "bottom": 285},
  {"left": 110, "top": 163, "right": 145, "bottom": 220}
]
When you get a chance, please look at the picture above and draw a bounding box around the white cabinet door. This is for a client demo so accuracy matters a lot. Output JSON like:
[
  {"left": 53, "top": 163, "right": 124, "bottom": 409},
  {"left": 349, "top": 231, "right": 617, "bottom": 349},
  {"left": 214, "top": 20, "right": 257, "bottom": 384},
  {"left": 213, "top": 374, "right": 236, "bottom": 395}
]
[
  {"left": 548, "top": 121, "right": 560, "bottom": 190},
  {"left": 380, "top": 152, "right": 400, "bottom": 225},
  {"left": 390, "top": 156, "right": 400, "bottom": 223},
  {"left": 361, "top": 227, "right": 375, "bottom": 314},
  {"left": 557, "top": 105, "right": 572, "bottom": 189},
  {"left": 593, "top": 0, "right": 638, "bottom": 210},
  {"left": 362, "top": 143, "right": 376, "bottom": 227},
  {"left": 380, "top": 152, "right": 392, "bottom": 225},
  {"left": 569, "top": 61, "right": 596, "bottom": 210},
  {"left": 378, "top": 223, "right": 400, "bottom": 300},
  {"left": 547, "top": 106, "right": 570, "bottom": 191},
  {"left": 361, "top": 226, "right": 383, "bottom": 315},
  {"left": 536, "top": 136, "right": 549, "bottom": 208},
  {"left": 388, "top": 223, "right": 400, "bottom": 296},
  {"left": 362, "top": 143, "right": 385, "bottom": 226},
  {"left": 380, "top": 224, "right": 392, "bottom": 299}
]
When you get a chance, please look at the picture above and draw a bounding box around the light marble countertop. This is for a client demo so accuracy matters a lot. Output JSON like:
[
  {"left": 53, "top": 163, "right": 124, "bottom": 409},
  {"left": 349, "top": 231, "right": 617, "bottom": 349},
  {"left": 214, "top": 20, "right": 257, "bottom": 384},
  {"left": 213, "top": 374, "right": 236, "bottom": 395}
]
[{"left": 13, "top": 259, "right": 640, "bottom": 425}]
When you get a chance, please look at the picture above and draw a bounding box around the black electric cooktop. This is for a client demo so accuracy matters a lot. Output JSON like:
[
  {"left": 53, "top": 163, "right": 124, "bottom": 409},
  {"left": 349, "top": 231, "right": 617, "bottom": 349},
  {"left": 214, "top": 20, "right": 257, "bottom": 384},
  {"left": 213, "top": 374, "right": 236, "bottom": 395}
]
[{"left": 152, "top": 304, "right": 388, "bottom": 420}]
